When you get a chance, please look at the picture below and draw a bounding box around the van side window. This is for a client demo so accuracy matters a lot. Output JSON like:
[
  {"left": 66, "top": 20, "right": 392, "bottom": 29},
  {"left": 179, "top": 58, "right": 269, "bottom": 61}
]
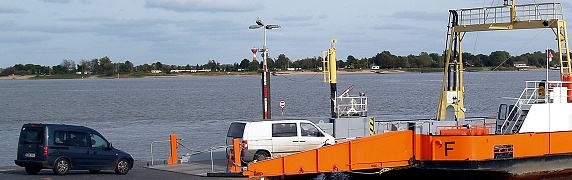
[
  {"left": 90, "top": 134, "right": 108, "bottom": 148},
  {"left": 272, "top": 123, "right": 297, "bottom": 137},
  {"left": 54, "top": 131, "right": 67, "bottom": 145},
  {"left": 68, "top": 131, "right": 88, "bottom": 147},
  {"left": 300, "top": 123, "right": 324, "bottom": 137}
]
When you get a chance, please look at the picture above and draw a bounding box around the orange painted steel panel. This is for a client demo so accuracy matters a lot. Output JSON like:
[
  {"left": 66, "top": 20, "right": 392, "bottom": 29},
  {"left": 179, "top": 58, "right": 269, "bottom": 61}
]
[
  {"left": 168, "top": 134, "right": 178, "bottom": 165},
  {"left": 243, "top": 156, "right": 287, "bottom": 177},
  {"left": 349, "top": 131, "right": 413, "bottom": 170},
  {"left": 229, "top": 138, "right": 242, "bottom": 173},
  {"left": 315, "top": 142, "right": 351, "bottom": 172},
  {"left": 415, "top": 134, "right": 433, "bottom": 160},
  {"left": 422, "top": 133, "right": 550, "bottom": 161},
  {"left": 549, "top": 131, "right": 572, "bottom": 154},
  {"left": 439, "top": 127, "right": 489, "bottom": 136},
  {"left": 283, "top": 150, "right": 318, "bottom": 175},
  {"left": 243, "top": 130, "right": 414, "bottom": 178}
]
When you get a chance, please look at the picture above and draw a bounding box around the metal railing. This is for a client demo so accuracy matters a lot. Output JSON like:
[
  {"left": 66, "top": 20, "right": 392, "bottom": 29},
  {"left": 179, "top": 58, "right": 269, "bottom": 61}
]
[
  {"left": 336, "top": 95, "right": 368, "bottom": 117},
  {"left": 499, "top": 80, "right": 570, "bottom": 134},
  {"left": 148, "top": 138, "right": 231, "bottom": 173},
  {"left": 149, "top": 139, "right": 178, "bottom": 166},
  {"left": 453, "top": 2, "right": 563, "bottom": 26}
]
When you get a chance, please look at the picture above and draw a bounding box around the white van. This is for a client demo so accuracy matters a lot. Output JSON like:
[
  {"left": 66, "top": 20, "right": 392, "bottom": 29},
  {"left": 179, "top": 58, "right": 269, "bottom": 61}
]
[{"left": 226, "top": 119, "right": 335, "bottom": 163}]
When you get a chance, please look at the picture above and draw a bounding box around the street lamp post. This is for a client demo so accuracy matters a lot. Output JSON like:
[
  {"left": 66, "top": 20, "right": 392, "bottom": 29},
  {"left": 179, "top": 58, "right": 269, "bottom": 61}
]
[{"left": 249, "top": 17, "right": 280, "bottom": 119}]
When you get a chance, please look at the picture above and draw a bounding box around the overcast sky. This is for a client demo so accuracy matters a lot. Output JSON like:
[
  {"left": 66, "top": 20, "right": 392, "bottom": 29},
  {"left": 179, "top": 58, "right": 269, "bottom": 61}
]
[{"left": 0, "top": 0, "right": 571, "bottom": 68}]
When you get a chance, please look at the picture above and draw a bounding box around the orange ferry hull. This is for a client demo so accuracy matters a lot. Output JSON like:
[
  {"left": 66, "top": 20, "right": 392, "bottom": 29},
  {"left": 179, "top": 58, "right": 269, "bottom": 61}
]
[{"left": 415, "top": 131, "right": 572, "bottom": 174}]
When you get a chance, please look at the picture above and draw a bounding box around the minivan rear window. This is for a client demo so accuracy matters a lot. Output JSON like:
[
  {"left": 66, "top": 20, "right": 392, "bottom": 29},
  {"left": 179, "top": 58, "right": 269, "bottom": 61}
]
[
  {"left": 19, "top": 127, "right": 44, "bottom": 144},
  {"left": 227, "top": 123, "right": 246, "bottom": 138}
]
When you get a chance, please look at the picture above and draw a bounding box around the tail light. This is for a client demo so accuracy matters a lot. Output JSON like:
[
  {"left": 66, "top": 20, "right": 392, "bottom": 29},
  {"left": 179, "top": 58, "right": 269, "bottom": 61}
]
[
  {"left": 43, "top": 146, "right": 48, "bottom": 157},
  {"left": 241, "top": 140, "right": 248, "bottom": 150}
]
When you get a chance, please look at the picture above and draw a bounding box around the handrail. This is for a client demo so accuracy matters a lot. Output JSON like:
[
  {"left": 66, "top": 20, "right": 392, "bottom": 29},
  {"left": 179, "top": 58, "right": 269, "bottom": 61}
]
[
  {"left": 453, "top": 2, "right": 563, "bottom": 26},
  {"left": 148, "top": 138, "right": 230, "bottom": 173},
  {"left": 499, "top": 80, "right": 569, "bottom": 134},
  {"left": 149, "top": 140, "right": 173, "bottom": 166},
  {"left": 336, "top": 96, "right": 368, "bottom": 117}
]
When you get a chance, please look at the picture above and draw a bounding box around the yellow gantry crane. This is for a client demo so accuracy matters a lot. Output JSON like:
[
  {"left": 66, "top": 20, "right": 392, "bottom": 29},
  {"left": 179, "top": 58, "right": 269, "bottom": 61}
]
[{"left": 436, "top": 0, "right": 571, "bottom": 121}]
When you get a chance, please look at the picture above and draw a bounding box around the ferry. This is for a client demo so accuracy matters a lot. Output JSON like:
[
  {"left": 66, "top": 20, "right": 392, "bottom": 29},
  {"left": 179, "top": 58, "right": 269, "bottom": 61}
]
[{"left": 235, "top": 1, "right": 572, "bottom": 179}]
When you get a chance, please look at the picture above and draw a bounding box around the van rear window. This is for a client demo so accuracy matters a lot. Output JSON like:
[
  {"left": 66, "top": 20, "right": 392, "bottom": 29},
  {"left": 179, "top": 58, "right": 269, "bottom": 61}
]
[
  {"left": 227, "top": 123, "right": 246, "bottom": 138},
  {"left": 19, "top": 127, "right": 44, "bottom": 144}
]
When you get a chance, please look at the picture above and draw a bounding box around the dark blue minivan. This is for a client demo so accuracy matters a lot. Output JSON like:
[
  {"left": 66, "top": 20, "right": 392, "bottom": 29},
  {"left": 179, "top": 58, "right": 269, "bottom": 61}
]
[{"left": 15, "top": 123, "right": 134, "bottom": 175}]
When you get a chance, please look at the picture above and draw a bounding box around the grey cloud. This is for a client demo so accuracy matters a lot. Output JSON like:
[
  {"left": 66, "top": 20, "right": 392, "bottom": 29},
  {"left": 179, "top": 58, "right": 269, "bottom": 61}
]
[
  {"left": 0, "top": 21, "right": 18, "bottom": 31},
  {"left": 316, "top": 14, "right": 328, "bottom": 19},
  {"left": 39, "top": 0, "right": 72, "bottom": 4},
  {"left": 8, "top": 17, "right": 179, "bottom": 42},
  {"left": 59, "top": 17, "right": 115, "bottom": 22},
  {"left": 274, "top": 15, "right": 313, "bottom": 22},
  {"left": 390, "top": 11, "right": 446, "bottom": 22},
  {"left": 0, "top": 5, "right": 28, "bottom": 14},
  {"left": 370, "top": 23, "right": 444, "bottom": 40},
  {"left": 144, "top": 0, "right": 261, "bottom": 13},
  {"left": 0, "top": 35, "right": 49, "bottom": 44}
]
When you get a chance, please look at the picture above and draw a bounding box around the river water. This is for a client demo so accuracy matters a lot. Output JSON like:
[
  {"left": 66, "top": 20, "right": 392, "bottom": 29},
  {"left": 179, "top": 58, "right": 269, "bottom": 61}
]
[{"left": 0, "top": 70, "right": 560, "bottom": 167}]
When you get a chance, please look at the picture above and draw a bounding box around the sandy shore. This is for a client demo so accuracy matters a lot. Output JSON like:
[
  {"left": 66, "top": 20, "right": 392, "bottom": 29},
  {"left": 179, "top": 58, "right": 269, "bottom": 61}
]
[
  {"left": 274, "top": 69, "right": 407, "bottom": 75},
  {"left": 0, "top": 75, "right": 34, "bottom": 80}
]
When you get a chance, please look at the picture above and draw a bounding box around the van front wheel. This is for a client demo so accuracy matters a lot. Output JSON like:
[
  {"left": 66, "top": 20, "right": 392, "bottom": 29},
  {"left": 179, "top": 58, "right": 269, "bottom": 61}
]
[
  {"left": 254, "top": 151, "right": 270, "bottom": 161},
  {"left": 25, "top": 166, "right": 41, "bottom": 175},
  {"left": 53, "top": 158, "right": 70, "bottom": 175},
  {"left": 114, "top": 159, "right": 130, "bottom": 175}
]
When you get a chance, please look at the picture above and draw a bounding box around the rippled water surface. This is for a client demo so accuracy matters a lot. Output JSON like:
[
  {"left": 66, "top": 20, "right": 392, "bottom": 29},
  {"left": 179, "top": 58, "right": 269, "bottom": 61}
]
[{"left": 0, "top": 70, "right": 560, "bottom": 166}]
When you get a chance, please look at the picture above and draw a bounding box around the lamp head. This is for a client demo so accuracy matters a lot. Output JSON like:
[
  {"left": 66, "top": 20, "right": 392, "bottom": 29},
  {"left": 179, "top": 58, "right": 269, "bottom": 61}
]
[
  {"left": 265, "top": 24, "right": 281, "bottom": 29},
  {"left": 249, "top": 25, "right": 262, "bottom": 29},
  {"left": 256, "top": 19, "right": 264, "bottom": 26}
]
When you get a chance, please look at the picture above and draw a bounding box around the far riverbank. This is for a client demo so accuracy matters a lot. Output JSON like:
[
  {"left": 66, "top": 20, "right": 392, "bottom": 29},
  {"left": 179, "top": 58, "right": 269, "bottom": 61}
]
[{"left": 0, "top": 67, "right": 537, "bottom": 80}]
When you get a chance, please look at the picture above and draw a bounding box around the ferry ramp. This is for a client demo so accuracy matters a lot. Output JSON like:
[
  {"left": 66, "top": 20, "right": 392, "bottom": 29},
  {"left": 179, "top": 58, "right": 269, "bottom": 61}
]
[{"left": 243, "top": 130, "right": 414, "bottom": 178}]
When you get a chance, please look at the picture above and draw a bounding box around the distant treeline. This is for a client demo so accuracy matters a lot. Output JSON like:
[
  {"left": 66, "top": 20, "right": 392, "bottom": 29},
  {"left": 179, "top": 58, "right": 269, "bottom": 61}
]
[{"left": 0, "top": 50, "right": 558, "bottom": 77}]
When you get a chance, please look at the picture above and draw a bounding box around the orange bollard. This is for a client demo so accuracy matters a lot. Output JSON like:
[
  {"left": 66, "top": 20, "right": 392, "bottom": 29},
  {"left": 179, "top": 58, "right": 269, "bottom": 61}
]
[
  {"left": 229, "top": 138, "right": 242, "bottom": 172},
  {"left": 167, "top": 134, "right": 178, "bottom": 165}
]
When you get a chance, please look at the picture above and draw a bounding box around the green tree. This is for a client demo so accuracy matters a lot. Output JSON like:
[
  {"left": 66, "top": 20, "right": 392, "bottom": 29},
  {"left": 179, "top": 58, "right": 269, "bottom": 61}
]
[
  {"left": 429, "top": 53, "right": 444, "bottom": 68},
  {"left": 418, "top": 52, "right": 432, "bottom": 68},
  {"left": 239, "top": 59, "right": 250, "bottom": 70},
  {"left": 375, "top": 51, "right": 397, "bottom": 69},
  {"left": 248, "top": 61, "right": 259, "bottom": 71},
  {"left": 275, "top": 54, "right": 290, "bottom": 70},
  {"left": 99, "top": 56, "right": 114, "bottom": 76},
  {"left": 488, "top": 51, "right": 510, "bottom": 67}
]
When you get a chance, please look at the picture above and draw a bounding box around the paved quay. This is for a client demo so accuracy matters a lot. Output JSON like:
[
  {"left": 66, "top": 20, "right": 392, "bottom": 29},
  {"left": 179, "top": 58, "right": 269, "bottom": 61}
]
[{"left": 0, "top": 161, "right": 249, "bottom": 180}]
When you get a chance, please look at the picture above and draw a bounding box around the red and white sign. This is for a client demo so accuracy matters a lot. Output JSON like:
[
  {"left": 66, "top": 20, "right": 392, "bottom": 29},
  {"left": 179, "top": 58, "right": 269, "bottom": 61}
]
[{"left": 279, "top": 100, "right": 285, "bottom": 108}]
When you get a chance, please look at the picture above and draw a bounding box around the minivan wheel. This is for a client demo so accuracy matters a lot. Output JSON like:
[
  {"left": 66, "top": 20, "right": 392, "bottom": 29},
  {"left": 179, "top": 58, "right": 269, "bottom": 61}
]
[
  {"left": 114, "top": 159, "right": 130, "bottom": 175},
  {"left": 254, "top": 151, "right": 270, "bottom": 161},
  {"left": 53, "top": 158, "right": 70, "bottom": 175},
  {"left": 24, "top": 166, "right": 41, "bottom": 175}
]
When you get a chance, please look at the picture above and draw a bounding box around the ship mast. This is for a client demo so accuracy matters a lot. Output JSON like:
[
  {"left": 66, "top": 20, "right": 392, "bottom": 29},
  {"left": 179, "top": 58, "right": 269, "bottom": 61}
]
[{"left": 436, "top": 0, "right": 571, "bottom": 121}]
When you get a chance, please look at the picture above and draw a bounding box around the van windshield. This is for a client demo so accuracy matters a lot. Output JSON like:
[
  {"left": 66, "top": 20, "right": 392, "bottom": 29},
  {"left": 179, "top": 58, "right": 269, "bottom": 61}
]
[
  {"left": 19, "top": 127, "right": 44, "bottom": 144},
  {"left": 227, "top": 122, "right": 246, "bottom": 138}
]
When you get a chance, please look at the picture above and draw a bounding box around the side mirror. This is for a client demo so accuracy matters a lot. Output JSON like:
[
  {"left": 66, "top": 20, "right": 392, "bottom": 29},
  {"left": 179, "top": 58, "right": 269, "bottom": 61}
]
[{"left": 107, "top": 142, "right": 113, "bottom": 149}]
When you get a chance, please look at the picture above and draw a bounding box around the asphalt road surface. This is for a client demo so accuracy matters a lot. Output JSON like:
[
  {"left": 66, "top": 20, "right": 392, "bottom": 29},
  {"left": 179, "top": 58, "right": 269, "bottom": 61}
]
[{"left": 0, "top": 161, "right": 248, "bottom": 180}]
